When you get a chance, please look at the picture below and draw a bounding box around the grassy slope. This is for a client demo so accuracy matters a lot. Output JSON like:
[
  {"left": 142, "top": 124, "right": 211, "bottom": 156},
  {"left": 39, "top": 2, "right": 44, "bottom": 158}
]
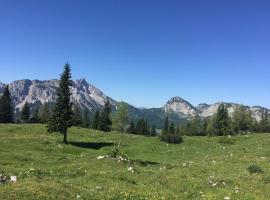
[{"left": 0, "top": 124, "right": 270, "bottom": 200}]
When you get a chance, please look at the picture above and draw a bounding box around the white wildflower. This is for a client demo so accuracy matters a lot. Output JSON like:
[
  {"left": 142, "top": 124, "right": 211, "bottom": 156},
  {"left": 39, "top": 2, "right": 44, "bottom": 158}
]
[
  {"left": 10, "top": 176, "right": 17, "bottom": 183},
  {"left": 127, "top": 166, "right": 134, "bottom": 173},
  {"left": 97, "top": 156, "right": 105, "bottom": 160},
  {"left": 212, "top": 182, "right": 217, "bottom": 187}
]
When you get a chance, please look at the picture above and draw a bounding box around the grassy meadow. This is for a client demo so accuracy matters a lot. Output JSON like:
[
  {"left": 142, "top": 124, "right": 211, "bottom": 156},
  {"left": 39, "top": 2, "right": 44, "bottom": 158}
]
[{"left": 0, "top": 124, "right": 270, "bottom": 199}]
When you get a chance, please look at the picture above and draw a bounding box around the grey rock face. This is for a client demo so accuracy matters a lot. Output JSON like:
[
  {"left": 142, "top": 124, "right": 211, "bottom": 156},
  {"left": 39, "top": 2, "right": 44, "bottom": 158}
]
[
  {"left": 164, "top": 97, "right": 269, "bottom": 121},
  {"left": 164, "top": 96, "right": 198, "bottom": 117},
  {"left": 0, "top": 79, "right": 116, "bottom": 116}
]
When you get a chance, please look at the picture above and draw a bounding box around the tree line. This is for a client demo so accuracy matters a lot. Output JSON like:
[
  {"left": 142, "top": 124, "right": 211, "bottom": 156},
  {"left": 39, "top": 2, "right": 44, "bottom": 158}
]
[
  {"left": 174, "top": 104, "right": 270, "bottom": 136},
  {"left": 0, "top": 63, "right": 269, "bottom": 144}
]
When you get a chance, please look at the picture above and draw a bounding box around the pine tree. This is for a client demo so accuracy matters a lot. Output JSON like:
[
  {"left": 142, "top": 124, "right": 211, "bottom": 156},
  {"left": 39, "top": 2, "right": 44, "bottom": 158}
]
[
  {"left": 212, "top": 104, "right": 233, "bottom": 136},
  {"left": 72, "top": 105, "right": 82, "bottom": 126},
  {"left": 232, "top": 105, "right": 253, "bottom": 133},
  {"left": 98, "top": 99, "right": 112, "bottom": 132},
  {"left": 40, "top": 103, "right": 50, "bottom": 124},
  {"left": 258, "top": 111, "right": 270, "bottom": 132},
  {"left": 150, "top": 125, "right": 157, "bottom": 136},
  {"left": 128, "top": 120, "right": 136, "bottom": 134},
  {"left": 30, "top": 108, "right": 40, "bottom": 123},
  {"left": 47, "top": 63, "right": 73, "bottom": 143},
  {"left": 82, "top": 110, "right": 90, "bottom": 128},
  {"left": 168, "top": 122, "right": 175, "bottom": 134},
  {"left": 176, "top": 126, "right": 180, "bottom": 134},
  {"left": 135, "top": 118, "right": 144, "bottom": 134},
  {"left": 162, "top": 116, "right": 169, "bottom": 134},
  {"left": 92, "top": 110, "right": 100, "bottom": 129},
  {"left": 0, "top": 86, "right": 13, "bottom": 123},
  {"left": 135, "top": 118, "right": 148, "bottom": 135},
  {"left": 21, "top": 102, "right": 30, "bottom": 122},
  {"left": 112, "top": 102, "right": 129, "bottom": 132}
]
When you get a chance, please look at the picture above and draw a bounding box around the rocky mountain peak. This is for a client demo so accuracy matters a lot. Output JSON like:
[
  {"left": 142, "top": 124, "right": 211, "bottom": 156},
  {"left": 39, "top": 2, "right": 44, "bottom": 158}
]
[
  {"left": 197, "top": 103, "right": 210, "bottom": 111},
  {"left": 164, "top": 96, "right": 198, "bottom": 116},
  {"left": 0, "top": 79, "right": 117, "bottom": 117}
]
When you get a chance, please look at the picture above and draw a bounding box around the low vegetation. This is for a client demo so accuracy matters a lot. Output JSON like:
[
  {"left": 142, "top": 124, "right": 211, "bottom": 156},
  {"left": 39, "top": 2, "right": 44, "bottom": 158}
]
[{"left": 0, "top": 124, "right": 270, "bottom": 199}]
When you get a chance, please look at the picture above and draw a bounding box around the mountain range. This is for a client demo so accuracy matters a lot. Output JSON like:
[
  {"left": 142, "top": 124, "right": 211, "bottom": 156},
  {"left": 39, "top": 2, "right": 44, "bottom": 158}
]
[{"left": 0, "top": 79, "right": 269, "bottom": 127}]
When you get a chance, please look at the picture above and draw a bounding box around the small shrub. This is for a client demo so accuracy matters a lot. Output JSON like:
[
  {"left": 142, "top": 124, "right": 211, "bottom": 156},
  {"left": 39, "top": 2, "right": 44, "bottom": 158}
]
[
  {"left": 159, "top": 134, "right": 183, "bottom": 144},
  {"left": 263, "top": 176, "right": 270, "bottom": 184},
  {"left": 109, "top": 146, "right": 120, "bottom": 158},
  {"left": 247, "top": 164, "right": 264, "bottom": 174},
  {"left": 108, "top": 146, "right": 127, "bottom": 159},
  {"left": 218, "top": 137, "right": 235, "bottom": 145}
]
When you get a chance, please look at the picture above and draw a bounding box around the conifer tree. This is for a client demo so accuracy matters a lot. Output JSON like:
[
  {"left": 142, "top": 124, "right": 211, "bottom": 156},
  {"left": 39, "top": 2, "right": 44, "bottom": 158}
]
[
  {"left": 212, "top": 104, "right": 233, "bottom": 136},
  {"left": 0, "top": 86, "right": 13, "bottom": 123},
  {"left": 258, "top": 111, "right": 270, "bottom": 132},
  {"left": 168, "top": 122, "right": 175, "bottom": 134},
  {"left": 136, "top": 118, "right": 144, "bottom": 134},
  {"left": 232, "top": 105, "right": 253, "bottom": 133},
  {"left": 162, "top": 116, "right": 169, "bottom": 134},
  {"left": 40, "top": 103, "right": 50, "bottom": 124},
  {"left": 30, "top": 108, "right": 40, "bottom": 123},
  {"left": 92, "top": 110, "right": 100, "bottom": 130},
  {"left": 128, "top": 120, "right": 136, "bottom": 134},
  {"left": 21, "top": 102, "right": 30, "bottom": 122},
  {"left": 150, "top": 124, "right": 157, "bottom": 136},
  {"left": 98, "top": 99, "right": 112, "bottom": 132},
  {"left": 72, "top": 105, "right": 82, "bottom": 126},
  {"left": 176, "top": 126, "right": 180, "bottom": 134},
  {"left": 82, "top": 110, "right": 90, "bottom": 128},
  {"left": 47, "top": 63, "right": 73, "bottom": 143}
]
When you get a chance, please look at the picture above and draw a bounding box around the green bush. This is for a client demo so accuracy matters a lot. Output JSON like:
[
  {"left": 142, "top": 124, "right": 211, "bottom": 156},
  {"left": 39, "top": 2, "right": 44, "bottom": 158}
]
[
  {"left": 247, "top": 164, "right": 264, "bottom": 174},
  {"left": 159, "top": 134, "right": 183, "bottom": 144},
  {"left": 263, "top": 176, "right": 270, "bottom": 184},
  {"left": 218, "top": 136, "right": 235, "bottom": 145}
]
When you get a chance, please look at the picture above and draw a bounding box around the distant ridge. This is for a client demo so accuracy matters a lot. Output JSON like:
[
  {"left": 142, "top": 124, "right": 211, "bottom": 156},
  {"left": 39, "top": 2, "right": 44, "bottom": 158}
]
[{"left": 0, "top": 79, "right": 269, "bottom": 126}]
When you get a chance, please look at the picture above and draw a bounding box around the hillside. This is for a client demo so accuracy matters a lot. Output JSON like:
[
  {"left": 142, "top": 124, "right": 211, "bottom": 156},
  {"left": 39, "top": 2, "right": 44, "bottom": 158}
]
[{"left": 0, "top": 124, "right": 270, "bottom": 199}]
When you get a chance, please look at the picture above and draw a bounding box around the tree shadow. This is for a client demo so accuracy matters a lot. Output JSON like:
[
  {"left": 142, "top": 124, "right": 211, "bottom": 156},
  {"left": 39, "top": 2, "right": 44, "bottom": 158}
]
[
  {"left": 134, "top": 159, "right": 160, "bottom": 166},
  {"left": 68, "top": 142, "right": 114, "bottom": 150}
]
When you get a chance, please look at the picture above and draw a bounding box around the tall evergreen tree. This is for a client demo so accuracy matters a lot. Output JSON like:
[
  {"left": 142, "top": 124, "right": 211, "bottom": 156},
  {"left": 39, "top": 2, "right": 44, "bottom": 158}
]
[
  {"left": 176, "top": 126, "right": 180, "bottom": 134},
  {"left": 128, "top": 120, "right": 136, "bottom": 134},
  {"left": 168, "top": 122, "right": 175, "bottom": 134},
  {"left": 40, "top": 103, "right": 50, "bottom": 124},
  {"left": 150, "top": 124, "right": 157, "bottom": 136},
  {"left": 162, "top": 116, "right": 169, "bottom": 134},
  {"left": 82, "top": 110, "right": 90, "bottom": 128},
  {"left": 30, "top": 108, "right": 40, "bottom": 123},
  {"left": 21, "top": 102, "right": 30, "bottom": 122},
  {"left": 0, "top": 86, "right": 13, "bottom": 123},
  {"left": 98, "top": 99, "right": 112, "bottom": 132},
  {"left": 72, "top": 105, "right": 82, "bottom": 126},
  {"left": 232, "top": 105, "right": 253, "bottom": 133},
  {"left": 47, "top": 63, "right": 73, "bottom": 143},
  {"left": 214, "top": 103, "right": 232, "bottom": 135},
  {"left": 135, "top": 118, "right": 149, "bottom": 135},
  {"left": 92, "top": 110, "right": 100, "bottom": 130},
  {"left": 258, "top": 111, "right": 270, "bottom": 132}
]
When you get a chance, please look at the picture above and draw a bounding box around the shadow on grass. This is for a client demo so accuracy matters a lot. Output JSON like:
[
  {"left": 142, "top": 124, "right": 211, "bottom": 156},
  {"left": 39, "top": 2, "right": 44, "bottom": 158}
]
[
  {"left": 68, "top": 142, "right": 114, "bottom": 150},
  {"left": 134, "top": 160, "right": 160, "bottom": 166}
]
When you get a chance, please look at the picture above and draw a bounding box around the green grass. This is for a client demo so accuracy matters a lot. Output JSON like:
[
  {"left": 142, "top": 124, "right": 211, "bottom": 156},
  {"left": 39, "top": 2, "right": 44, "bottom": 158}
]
[{"left": 0, "top": 124, "right": 270, "bottom": 199}]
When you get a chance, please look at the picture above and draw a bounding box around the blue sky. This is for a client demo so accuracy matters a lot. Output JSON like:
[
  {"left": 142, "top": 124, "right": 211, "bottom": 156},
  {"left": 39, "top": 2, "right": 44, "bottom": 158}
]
[{"left": 0, "top": 0, "right": 269, "bottom": 108}]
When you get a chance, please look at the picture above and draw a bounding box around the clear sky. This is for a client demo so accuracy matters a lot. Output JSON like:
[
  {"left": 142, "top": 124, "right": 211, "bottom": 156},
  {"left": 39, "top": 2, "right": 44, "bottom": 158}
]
[{"left": 0, "top": 0, "right": 269, "bottom": 108}]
